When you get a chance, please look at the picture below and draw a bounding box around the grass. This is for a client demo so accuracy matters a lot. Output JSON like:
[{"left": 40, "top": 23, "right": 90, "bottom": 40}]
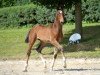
[{"left": 0, "top": 23, "right": 100, "bottom": 60}]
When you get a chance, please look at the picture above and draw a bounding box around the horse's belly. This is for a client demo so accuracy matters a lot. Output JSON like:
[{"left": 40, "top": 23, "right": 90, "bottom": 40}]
[{"left": 37, "top": 30, "right": 51, "bottom": 42}]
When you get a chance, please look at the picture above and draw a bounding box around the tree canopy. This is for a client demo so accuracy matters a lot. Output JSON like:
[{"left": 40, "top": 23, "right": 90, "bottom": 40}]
[
  {"left": 0, "top": 0, "right": 83, "bottom": 9},
  {"left": 32, "top": 0, "right": 82, "bottom": 9}
]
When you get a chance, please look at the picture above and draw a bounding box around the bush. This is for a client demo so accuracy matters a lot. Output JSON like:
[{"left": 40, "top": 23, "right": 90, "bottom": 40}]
[
  {"left": 0, "top": 4, "right": 35, "bottom": 28},
  {"left": 0, "top": 0, "right": 100, "bottom": 28},
  {"left": 82, "top": 0, "right": 100, "bottom": 22},
  {"left": 0, "top": 4, "right": 57, "bottom": 28}
]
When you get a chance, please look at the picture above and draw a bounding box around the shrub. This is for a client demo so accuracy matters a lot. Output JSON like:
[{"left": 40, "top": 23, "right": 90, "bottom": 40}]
[
  {"left": 82, "top": 0, "right": 100, "bottom": 22},
  {"left": 0, "top": 4, "right": 36, "bottom": 28},
  {"left": 0, "top": 4, "right": 56, "bottom": 28},
  {"left": 0, "top": 0, "right": 100, "bottom": 28}
]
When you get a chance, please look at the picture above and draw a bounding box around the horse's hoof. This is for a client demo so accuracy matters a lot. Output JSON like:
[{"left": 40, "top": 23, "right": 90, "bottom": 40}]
[{"left": 23, "top": 69, "right": 27, "bottom": 72}]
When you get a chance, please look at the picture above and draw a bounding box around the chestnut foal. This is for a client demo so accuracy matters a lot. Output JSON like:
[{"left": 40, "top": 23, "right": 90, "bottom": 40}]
[{"left": 24, "top": 10, "right": 66, "bottom": 72}]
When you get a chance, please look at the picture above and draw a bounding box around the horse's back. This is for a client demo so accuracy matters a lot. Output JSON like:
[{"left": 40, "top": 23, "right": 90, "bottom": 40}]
[{"left": 31, "top": 24, "right": 52, "bottom": 42}]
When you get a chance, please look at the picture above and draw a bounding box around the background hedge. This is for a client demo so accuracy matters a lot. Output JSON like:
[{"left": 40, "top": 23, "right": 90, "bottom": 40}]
[{"left": 0, "top": 0, "right": 100, "bottom": 28}]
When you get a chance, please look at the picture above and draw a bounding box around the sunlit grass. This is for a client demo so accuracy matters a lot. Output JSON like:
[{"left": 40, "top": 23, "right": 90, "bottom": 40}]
[{"left": 0, "top": 23, "right": 100, "bottom": 60}]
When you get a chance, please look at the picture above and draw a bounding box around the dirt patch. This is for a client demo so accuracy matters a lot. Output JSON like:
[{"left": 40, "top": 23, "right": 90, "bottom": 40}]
[{"left": 0, "top": 58, "right": 100, "bottom": 75}]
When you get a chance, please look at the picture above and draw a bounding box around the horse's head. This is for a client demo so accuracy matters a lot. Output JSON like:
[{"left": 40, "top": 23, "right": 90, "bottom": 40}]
[{"left": 56, "top": 10, "right": 64, "bottom": 23}]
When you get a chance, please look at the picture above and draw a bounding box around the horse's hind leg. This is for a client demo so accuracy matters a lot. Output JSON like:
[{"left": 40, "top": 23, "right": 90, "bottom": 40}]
[
  {"left": 36, "top": 42, "right": 46, "bottom": 68},
  {"left": 51, "top": 47, "right": 59, "bottom": 70},
  {"left": 24, "top": 35, "right": 36, "bottom": 72},
  {"left": 39, "top": 53, "right": 46, "bottom": 68}
]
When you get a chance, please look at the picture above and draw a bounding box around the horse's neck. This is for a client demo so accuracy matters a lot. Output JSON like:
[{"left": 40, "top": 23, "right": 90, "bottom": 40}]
[
  {"left": 52, "top": 19, "right": 62, "bottom": 33},
  {"left": 53, "top": 19, "right": 62, "bottom": 30}
]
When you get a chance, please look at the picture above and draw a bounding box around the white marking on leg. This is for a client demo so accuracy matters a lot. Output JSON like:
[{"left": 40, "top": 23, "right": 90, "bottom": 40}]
[
  {"left": 61, "top": 51, "right": 66, "bottom": 68},
  {"left": 63, "top": 57, "right": 66, "bottom": 68},
  {"left": 51, "top": 58, "right": 55, "bottom": 70},
  {"left": 40, "top": 54, "right": 46, "bottom": 68},
  {"left": 51, "top": 48, "right": 58, "bottom": 70}
]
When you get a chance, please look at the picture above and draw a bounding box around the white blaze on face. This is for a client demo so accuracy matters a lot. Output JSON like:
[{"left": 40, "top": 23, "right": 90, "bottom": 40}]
[
  {"left": 59, "top": 10, "right": 64, "bottom": 23},
  {"left": 59, "top": 10, "right": 62, "bottom": 14}
]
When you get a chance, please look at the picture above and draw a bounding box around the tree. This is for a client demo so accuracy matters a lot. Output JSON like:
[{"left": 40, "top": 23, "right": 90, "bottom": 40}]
[
  {"left": 32, "top": 0, "right": 83, "bottom": 36},
  {"left": 75, "top": 1, "right": 82, "bottom": 37}
]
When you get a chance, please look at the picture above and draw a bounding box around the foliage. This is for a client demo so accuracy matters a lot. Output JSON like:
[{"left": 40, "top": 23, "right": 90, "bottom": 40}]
[
  {"left": 0, "top": 0, "right": 100, "bottom": 28},
  {"left": 0, "top": 0, "right": 31, "bottom": 8},
  {"left": 64, "top": 0, "right": 100, "bottom": 23},
  {"left": 0, "top": 4, "right": 57, "bottom": 28},
  {"left": 82, "top": 0, "right": 100, "bottom": 22},
  {"left": 35, "top": 6, "right": 56, "bottom": 24},
  {"left": 0, "top": 4, "right": 36, "bottom": 28}
]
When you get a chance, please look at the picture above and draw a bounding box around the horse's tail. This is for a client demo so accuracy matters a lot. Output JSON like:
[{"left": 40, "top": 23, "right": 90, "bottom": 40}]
[{"left": 25, "top": 30, "right": 30, "bottom": 43}]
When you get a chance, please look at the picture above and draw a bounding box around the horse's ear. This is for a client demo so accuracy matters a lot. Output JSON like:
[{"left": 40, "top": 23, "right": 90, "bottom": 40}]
[{"left": 56, "top": 7, "right": 63, "bottom": 14}]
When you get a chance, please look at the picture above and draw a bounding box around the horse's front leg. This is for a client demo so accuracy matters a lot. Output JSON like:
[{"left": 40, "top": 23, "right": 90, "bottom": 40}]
[
  {"left": 60, "top": 51, "right": 66, "bottom": 68},
  {"left": 51, "top": 40, "right": 66, "bottom": 70}
]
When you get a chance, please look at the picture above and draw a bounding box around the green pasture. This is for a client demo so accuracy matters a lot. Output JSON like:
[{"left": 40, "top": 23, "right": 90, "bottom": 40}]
[{"left": 0, "top": 23, "right": 100, "bottom": 60}]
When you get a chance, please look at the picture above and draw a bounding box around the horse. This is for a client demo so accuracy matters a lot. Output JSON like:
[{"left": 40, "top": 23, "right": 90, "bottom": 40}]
[{"left": 24, "top": 10, "right": 66, "bottom": 72}]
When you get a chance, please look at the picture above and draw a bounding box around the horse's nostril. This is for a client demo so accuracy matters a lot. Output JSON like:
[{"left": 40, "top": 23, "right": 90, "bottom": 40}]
[
  {"left": 60, "top": 20, "right": 64, "bottom": 23},
  {"left": 61, "top": 22, "right": 64, "bottom": 24}
]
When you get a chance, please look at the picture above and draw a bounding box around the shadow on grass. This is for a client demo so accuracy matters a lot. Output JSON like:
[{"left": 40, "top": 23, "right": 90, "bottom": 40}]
[{"left": 62, "top": 25, "right": 100, "bottom": 52}]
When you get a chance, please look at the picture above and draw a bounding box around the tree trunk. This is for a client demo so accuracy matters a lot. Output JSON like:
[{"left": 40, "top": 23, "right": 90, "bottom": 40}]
[{"left": 75, "top": 2, "right": 83, "bottom": 37}]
